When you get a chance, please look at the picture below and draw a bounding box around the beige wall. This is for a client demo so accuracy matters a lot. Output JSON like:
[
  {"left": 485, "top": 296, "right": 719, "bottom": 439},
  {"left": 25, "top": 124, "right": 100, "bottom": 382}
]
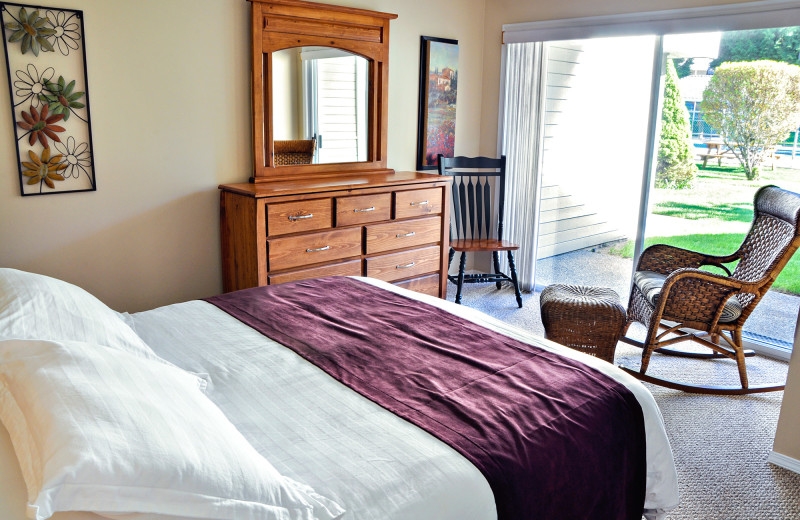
[
  {"left": 272, "top": 47, "right": 302, "bottom": 140},
  {"left": 0, "top": 0, "right": 485, "bottom": 312},
  {"left": 773, "top": 313, "right": 800, "bottom": 464},
  {"left": 0, "top": 0, "right": 251, "bottom": 312}
]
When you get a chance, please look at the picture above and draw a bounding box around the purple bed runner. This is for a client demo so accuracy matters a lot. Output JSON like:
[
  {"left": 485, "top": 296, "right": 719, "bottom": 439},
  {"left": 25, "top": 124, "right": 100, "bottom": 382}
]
[{"left": 205, "top": 277, "right": 646, "bottom": 520}]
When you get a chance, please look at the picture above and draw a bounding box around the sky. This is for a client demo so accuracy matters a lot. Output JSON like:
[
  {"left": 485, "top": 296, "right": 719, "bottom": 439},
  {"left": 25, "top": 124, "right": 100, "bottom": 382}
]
[{"left": 429, "top": 40, "right": 459, "bottom": 72}]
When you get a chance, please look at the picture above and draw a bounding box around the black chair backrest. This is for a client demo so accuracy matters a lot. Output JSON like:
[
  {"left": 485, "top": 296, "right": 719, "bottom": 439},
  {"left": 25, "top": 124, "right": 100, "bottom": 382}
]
[{"left": 438, "top": 155, "right": 507, "bottom": 242}]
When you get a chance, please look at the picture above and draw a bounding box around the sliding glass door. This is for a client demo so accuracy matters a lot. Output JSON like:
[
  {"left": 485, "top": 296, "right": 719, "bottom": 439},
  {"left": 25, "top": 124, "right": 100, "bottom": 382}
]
[{"left": 505, "top": 25, "right": 800, "bottom": 355}]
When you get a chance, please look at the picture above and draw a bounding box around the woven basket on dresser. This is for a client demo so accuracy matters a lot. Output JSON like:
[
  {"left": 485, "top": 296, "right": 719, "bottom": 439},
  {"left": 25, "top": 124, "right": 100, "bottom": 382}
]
[{"left": 540, "top": 284, "right": 626, "bottom": 363}]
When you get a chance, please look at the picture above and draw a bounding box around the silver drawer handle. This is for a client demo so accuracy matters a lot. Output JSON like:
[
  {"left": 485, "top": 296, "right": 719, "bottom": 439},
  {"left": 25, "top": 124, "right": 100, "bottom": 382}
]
[
  {"left": 396, "top": 262, "right": 416, "bottom": 269},
  {"left": 354, "top": 206, "right": 375, "bottom": 213},
  {"left": 409, "top": 200, "right": 429, "bottom": 206},
  {"left": 288, "top": 214, "right": 313, "bottom": 221},
  {"left": 306, "top": 246, "right": 331, "bottom": 253},
  {"left": 396, "top": 231, "right": 416, "bottom": 238}
]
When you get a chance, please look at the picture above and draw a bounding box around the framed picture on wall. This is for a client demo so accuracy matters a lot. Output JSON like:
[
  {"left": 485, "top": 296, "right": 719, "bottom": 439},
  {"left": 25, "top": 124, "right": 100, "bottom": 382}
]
[
  {"left": 1, "top": 2, "right": 96, "bottom": 196},
  {"left": 416, "top": 36, "right": 458, "bottom": 171}
]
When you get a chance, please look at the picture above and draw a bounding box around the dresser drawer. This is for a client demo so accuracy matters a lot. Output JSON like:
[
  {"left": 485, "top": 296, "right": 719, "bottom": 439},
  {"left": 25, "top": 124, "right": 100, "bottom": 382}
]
[
  {"left": 365, "top": 217, "right": 442, "bottom": 254},
  {"left": 394, "top": 188, "right": 443, "bottom": 219},
  {"left": 366, "top": 246, "right": 440, "bottom": 282},
  {"left": 269, "top": 228, "right": 362, "bottom": 271},
  {"left": 267, "top": 198, "right": 333, "bottom": 236},
  {"left": 268, "top": 259, "right": 362, "bottom": 285},
  {"left": 393, "top": 273, "right": 440, "bottom": 297},
  {"left": 336, "top": 193, "right": 392, "bottom": 226}
]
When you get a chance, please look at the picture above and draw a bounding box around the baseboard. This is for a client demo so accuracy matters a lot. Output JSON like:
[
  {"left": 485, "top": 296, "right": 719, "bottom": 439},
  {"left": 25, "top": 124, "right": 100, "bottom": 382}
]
[{"left": 767, "top": 450, "right": 800, "bottom": 474}]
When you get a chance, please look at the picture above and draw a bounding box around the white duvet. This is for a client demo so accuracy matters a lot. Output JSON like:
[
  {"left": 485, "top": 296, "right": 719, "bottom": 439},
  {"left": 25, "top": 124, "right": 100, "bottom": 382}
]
[{"left": 0, "top": 277, "right": 678, "bottom": 520}]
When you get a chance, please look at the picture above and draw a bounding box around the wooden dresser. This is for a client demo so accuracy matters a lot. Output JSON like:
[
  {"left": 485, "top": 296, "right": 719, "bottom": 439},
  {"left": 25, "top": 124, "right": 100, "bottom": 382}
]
[
  {"left": 220, "top": 1, "right": 451, "bottom": 297},
  {"left": 219, "top": 172, "right": 451, "bottom": 298}
]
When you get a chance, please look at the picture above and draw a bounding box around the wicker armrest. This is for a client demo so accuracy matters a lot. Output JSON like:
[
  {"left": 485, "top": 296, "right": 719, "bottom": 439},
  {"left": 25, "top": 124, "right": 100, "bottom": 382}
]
[
  {"left": 637, "top": 244, "right": 738, "bottom": 276},
  {"left": 638, "top": 244, "right": 709, "bottom": 275},
  {"left": 658, "top": 268, "right": 755, "bottom": 324}
]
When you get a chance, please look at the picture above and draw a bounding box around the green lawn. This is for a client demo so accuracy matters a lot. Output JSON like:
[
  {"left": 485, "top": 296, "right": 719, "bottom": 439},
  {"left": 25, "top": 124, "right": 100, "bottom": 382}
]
[
  {"left": 607, "top": 163, "right": 800, "bottom": 294},
  {"left": 650, "top": 163, "right": 800, "bottom": 222}
]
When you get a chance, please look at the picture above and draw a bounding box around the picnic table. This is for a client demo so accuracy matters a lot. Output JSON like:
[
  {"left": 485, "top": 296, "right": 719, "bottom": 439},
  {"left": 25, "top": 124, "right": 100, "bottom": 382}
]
[
  {"left": 697, "top": 141, "right": 778, "bottom": 169},
  {"left": 698, "top": 141, "right": 735, "bottom": 167}
]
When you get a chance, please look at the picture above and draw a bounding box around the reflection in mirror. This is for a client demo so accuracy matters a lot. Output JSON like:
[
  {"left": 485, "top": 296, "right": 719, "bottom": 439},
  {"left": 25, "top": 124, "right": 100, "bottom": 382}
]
[{"left": 272, "top": 47, "right": 369, "bottom": 165}]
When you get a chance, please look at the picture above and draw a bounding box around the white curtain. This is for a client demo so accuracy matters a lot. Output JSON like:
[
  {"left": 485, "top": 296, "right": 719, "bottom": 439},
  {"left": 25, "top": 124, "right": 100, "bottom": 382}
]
[{"left": 499, "top": 42, "right": 546, "bottom": 292}]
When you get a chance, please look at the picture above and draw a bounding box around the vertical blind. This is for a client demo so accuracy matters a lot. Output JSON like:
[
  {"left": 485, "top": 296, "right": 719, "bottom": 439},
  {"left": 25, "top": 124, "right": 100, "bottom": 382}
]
[{"left": 498, "top": 42, "right": 546, "bottom": 291}]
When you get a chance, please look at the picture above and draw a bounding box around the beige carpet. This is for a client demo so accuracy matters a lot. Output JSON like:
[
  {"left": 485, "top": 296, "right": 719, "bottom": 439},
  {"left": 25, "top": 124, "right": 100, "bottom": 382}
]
[{"left": 450, "top": 282, "right": 800, "bottom": 520}]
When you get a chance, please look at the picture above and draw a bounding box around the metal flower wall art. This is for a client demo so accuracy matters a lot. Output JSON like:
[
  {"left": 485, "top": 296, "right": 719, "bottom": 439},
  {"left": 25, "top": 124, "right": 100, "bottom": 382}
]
[{"left": 1, "top": 2, "right": 95, "bottom": 195}]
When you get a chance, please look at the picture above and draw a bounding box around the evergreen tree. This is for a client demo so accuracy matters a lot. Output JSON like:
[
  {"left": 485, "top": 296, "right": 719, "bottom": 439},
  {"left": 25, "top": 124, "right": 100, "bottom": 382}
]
[
  {"left": 655, "top": 59, "right": 697, "bottom": 189},
  {"left": 674, "top": 57, "right": 694, "bottom": 78},
  {"left": 711, "top": 28, "right": 800, "bottom": 68}
]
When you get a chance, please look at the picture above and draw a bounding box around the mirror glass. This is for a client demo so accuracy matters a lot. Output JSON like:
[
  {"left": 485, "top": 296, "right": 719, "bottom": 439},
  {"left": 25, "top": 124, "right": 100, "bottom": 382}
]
[{"left": 272, "top": 47, "right": 369, "bottom": 165}]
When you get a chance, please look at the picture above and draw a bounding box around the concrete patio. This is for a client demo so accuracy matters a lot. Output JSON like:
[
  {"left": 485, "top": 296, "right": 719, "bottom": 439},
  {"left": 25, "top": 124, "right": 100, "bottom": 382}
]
[{"left": 451, "top": 247, "right": 799, "bottom": 351}]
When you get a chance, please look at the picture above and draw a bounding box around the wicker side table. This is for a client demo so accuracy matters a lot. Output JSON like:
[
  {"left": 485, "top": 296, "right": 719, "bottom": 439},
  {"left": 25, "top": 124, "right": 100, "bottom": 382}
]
[{"left": 540, "top": 284, "right": 626, "bottom": 363}]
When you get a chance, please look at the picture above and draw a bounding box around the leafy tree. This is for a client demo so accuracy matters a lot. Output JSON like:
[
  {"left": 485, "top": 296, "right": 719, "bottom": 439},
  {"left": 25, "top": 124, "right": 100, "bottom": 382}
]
[
  {"left": 656, "top": 59, "right": 697, "bottom": 189},
  {"left": 711, "top": 28, "right": 800, "bottom": 69},
  {"left": 673, "top": 57, "right": 694, "bottom": 79},
  {"left": 701, "top": 60, "right": 800, "bottom": 180}
]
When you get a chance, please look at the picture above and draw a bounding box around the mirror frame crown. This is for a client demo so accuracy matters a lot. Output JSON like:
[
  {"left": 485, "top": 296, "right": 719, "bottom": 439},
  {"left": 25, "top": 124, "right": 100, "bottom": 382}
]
[{"left": 248, "top": 0, "right": 397, "bottom": 182}]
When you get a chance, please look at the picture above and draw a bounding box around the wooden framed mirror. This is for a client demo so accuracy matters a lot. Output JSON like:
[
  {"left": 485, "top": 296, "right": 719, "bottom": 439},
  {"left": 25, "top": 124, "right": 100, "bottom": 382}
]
[{"left": 248, "top": 0, "right": 397, "bottom": 182}]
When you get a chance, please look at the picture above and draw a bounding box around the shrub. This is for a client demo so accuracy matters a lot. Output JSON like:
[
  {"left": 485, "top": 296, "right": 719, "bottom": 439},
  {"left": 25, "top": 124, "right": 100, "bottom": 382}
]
[
  {"left": 655, "top": 59, "right": 697, "bottom": 189},
  {"left": 701, "top": 60, "right": 800, "bottom": 180}
]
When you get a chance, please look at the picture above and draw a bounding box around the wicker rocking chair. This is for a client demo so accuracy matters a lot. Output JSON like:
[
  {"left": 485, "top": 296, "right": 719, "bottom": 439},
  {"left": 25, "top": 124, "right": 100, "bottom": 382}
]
[
  {"left": 273, "top": 139, "right": 316, "bottom": 165},
  {"left": 620, "top": 185, "right": 800, "bottom": 395}
]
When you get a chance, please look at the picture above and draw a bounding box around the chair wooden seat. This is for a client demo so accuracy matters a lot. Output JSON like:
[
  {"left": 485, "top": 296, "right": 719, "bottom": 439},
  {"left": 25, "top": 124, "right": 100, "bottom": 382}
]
[
  {"left": 619, "top": 185, "right": 800, "bottom": 394},
  {"left": 438, "top": 155, "right": 523, "bottom": 308},
  {"left": 450, "top": 239, "right": 519, "bottom": 252}
]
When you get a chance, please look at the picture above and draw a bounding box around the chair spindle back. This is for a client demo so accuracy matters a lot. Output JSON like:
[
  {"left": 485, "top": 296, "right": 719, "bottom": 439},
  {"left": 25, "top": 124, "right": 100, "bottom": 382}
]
[
  {"left": 438, "top": 155, "right": 507, "bottom": 242},
  {"left": 731, "top": 185, "right": 800, "bottom": 308}
]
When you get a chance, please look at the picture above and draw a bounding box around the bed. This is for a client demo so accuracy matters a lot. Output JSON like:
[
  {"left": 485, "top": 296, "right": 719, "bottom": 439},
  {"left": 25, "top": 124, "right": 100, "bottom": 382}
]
[{"left": 0, "top": 268, "right": 679, "bottom": 520}]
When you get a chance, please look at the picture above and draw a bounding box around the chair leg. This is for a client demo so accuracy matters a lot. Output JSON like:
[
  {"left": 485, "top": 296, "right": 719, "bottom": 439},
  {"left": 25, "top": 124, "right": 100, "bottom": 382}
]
[
  {"left": 448, "top": 248, "right": 455, "bottom": 271},
  {"left": 732, "top": 329, "right": 749, "bottom": 389},
  {"left": 455, "top": 252, "right": 467, "bottom": 305},
  {"left": 507, "top": 250, "right": 522, "bottom": 308},
  {"left": 640, "top": 321, "right": 661, "bottom": 375},
  {"left": 621, "top": 320, "right": 634, "bottom": 339},
  {"left": 492, "top": 251, "right": 502, "bottom": 290}
]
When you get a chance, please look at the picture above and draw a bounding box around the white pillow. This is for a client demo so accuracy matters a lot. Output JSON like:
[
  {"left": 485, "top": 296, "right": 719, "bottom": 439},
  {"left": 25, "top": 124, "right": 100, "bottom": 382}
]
[
  {"left": 0, "top": 338, "right": 345, "bottom": 520},
  {"left": 0, "top": 268, "right": 160, "bottom": 363}
]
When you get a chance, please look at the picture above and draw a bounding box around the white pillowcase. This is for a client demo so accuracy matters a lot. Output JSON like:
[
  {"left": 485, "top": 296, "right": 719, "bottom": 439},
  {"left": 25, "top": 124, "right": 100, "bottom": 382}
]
[
  {"left": 0, "top": 338, "right": 345, "bottom": 520},
  {"left": 0, "top": 269, "right": 159, "bottom": 363}
]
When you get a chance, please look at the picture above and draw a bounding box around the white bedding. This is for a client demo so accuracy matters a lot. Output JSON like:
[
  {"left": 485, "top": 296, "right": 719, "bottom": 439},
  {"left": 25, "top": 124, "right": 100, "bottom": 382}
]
[{"left": 0, "top": 276, "right": 679, "bottom": 519}]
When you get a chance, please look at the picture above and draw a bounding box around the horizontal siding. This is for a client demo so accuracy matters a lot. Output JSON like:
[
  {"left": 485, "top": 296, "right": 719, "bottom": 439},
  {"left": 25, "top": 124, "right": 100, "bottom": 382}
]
[
  {"left": 538, "top": 221, "right": 614, "bottom": 247},
  {"left": 538, "top": 231, "right": 625, "bottom": 259},
  {"left": 535, "top": 41, "right": 622, "bottom": 260},
  {"left": 538, "top": 213, "right": 606, "bottom": 236}
]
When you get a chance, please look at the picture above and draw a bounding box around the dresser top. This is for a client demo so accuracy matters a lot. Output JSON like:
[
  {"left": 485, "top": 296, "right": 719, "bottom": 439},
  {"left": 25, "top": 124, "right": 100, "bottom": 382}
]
[{"left": 219, "top": 171, "right": 450, "bottom": 198}]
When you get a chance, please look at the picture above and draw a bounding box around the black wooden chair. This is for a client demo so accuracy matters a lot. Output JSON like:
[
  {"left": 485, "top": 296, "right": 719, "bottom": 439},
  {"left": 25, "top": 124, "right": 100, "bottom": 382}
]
[{"left": 438, "top": 155, "right": 522, "bottom": 308}]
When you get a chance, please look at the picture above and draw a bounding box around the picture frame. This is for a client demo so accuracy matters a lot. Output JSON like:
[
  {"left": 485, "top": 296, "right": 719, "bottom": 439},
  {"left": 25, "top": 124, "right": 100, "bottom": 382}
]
[
  {"left": 416, "top": 36, "right": 458, "bottom": 171},
  {"left": 1, "top": 2, "right": 96, "bottom": 196}
]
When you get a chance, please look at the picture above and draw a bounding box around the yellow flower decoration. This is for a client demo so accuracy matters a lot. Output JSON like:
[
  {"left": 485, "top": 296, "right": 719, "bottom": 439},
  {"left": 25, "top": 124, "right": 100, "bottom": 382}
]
[{"left": 22, "top": 147, "right": 67, "bottom": 189}]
